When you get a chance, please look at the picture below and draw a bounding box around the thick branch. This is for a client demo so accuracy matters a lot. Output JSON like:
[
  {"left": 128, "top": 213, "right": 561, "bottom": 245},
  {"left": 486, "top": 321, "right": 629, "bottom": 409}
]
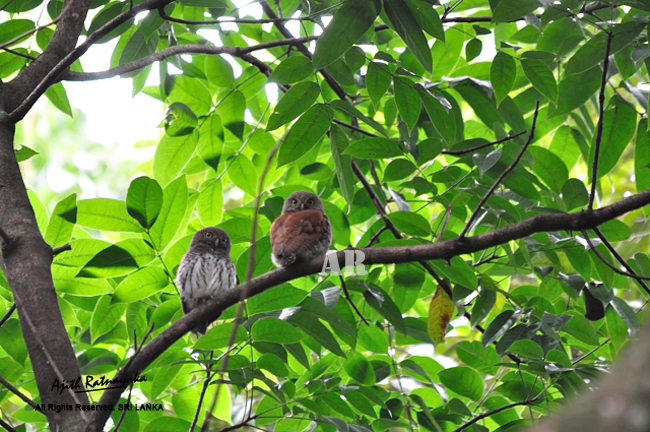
[
  {"left": 61, "top": 38, "right": 317, "bottom": 82},
  {"left": 85, "top": 188, "right": 650, "bottom": 432}
]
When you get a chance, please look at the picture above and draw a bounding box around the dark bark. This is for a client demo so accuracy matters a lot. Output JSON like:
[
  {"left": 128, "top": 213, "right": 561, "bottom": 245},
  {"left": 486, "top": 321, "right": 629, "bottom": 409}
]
[{"left": 0, "top": 121, "right": 89, "bottom": 430}]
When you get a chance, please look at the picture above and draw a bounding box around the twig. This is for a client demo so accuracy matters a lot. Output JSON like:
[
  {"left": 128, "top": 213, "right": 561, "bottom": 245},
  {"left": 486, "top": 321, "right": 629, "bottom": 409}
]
[
  {"left": 580, "top": 230, "right": 650, "bottom": 286},
  {"left": 441, "top": 130, "right": 527, "bottom": 156},
  {"left": 61, "top": 38, "right": 318, "bottom": 82},
  {"left": 0, "top": 0, "right": 73, "bottom": 52},
  {"left": 460, "top": 101, "right": 540, "bottom": 238},
  {"left": 452, "top": 394, "right": 543, "bottom": 432},
  {"left": 593, "top": 226, "right": 650, "bottom": 294},
  {"left": 189, "top": 353, "right": 214, "bottom": 432},
  {"left": 338, "top": 274, "right": 369, "bottom": 325},
  {"left": 333, "top": 119, "right": 376, "bottom": 137},
  {"left": 158, "top": 5, "right": 316, "bottom": 24},
  {"left": 364, "top": 225, "right": 389, "bottom": 247},
  {"left": 0, "top": 303, "right": 16, "bottom": 328},
  {"left": 588, "top": 30, "right": 612, "bottom": 210},
  {"left": 0, "top": 375, "right": 39, "bottom": 410},
  {"left": 52, "top": 244, "right": 71, "bottom": 256},
  {"left": 3, "top": 47, "right": 37, "bottom": 61},
  {"left": 0, "top": 417, "right": 18, "bottom": 432}
]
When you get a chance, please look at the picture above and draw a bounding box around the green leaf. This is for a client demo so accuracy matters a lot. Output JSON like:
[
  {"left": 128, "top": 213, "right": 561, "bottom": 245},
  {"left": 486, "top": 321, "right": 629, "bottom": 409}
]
[
  {"left": 277, "top": 104, "right": 333, "bottom": 166},
  {"left": 197, "top": 114, "right": 223, "bottom": 170},
  {"left": 149, "top": 176, "right": 188, "bottom": 250},
  {"left": 119, "top": 29, "right": 156, "bottom": 78},
  {"left": 549, "top": 126, "right": 581, "bottom": 172},
  {"left": 15, "top": 145, "right": 37, "bottom": 162},
  {"left": 344, "top": 352, "right": 375, "bottom": 384},
  {"left": 153, "top": 131, "right": 198, "bottom": 186},
  {"left": 44, "top": 82, "right": 72, "bottom": 117},
  {"left": 384, "top": 159, "right": 417, "bottom": 182},
  {"left": 164, "top": 103, "right": 198, "bottom": 137},
  {"left": 112, "top": 267, "right": 169, "bottom": 303},
  {"left": 366, "top": 61, "right": 392, "bottom": 106},
  {"left": 597, "top": 219, "right": 632, "bottom": 242},
  {"left": 0, "top": 19, "right": 35, "bottom": 46},
  {"left": 565, "top": 21, "right": 645, "bottom": 76},
  {"left": 287, "top": 311, "right": 346, "bottom": 357},
  {"left": 330, "top": 100, "right": 389, "bottom": 137},
  {"left": 364, "top": 285, "right": 407, "bottom": 334},
  {"left": 562, "top": 178, "right": 588, "bottom": 211},
  {"left": 143, "top": 417, "right": 191, "bottom": 432},
  {"left": 77, "top": 198, "right": 143, "bottom": 232},
  {"left": 126, "top": 176, "right": 163, "bottom": 229},
  {"left": 45, "top": 193, "right": 77, "bottom": 248},
  {"left": 491, "top": 52, "right": 516, "bottom": 106},
  {"left": 482, "top": 310, "right": 521, "bottom": 346},
  {"left": 205, "top": 54, "right": 234, "bottom": 88},
  {"left": 312, "top": 0, "right": 380, "bottom": 69},
  {"left": 267, "top": 81, "right": 320, "bottom": 131},
  {"left": 439, "top": 367, "right": 484, "bottom": 401},
  {"left": 611, "top": 297, "right": 638, "bottom": 334},
  {"left": 252, "top": 317, "right": 302, "bottom": 344},
  {"left": 387, "top": 211, "right": 430, "bottom": 236},
  {"left": 269, "top": 56, "right": 313, "bottom": 84},
  {"left": 473, "top": 148, "right": 502, "bottom": 176},
  {"left": 194, "top": 323, "right": 247, "bottom": 350},
  {"left": 589, "top": 95, "right": 636, "bottom": 179},
  {"left": 330, "top": 124, "right": 355, "bottom": 211},
  {"left": 465, "top": 38, "right": 482, "bottom": 61},
  {"left": 548, "top": 66, "right": 601, "bottom": 118},
  {"left": 383, "top": 0, "right": 433, "bottom": 73},
  {"left": 197, "top": 180, "right": 223, "bottom": 226},
  {"left": 358, "top": 323, "right": 389, "bottom": 353},
  {"left": 529, "top": 146, "right": 568, "bottom": 193},
  {"left": 246, "top": 284, "right": 307, "bottom": 314},
  {"left": 403, "top": 0, "right": 444, "bottom": 41},
  {"left": 521, "top": 58, "right": 557, "bottom": 103},
  {"left": 562, "top": 314, "right": 599, "bottom": 345},
  {"left": 227, "top": 156, "right": 258, "bottom": 196},
  {"left": 80, "top": 239, "right": 155, "bottom": 278},
  {"left": 394, "top": 78, "right": 421, "bottom": 133},
  {"left": 492, "top": 0, "right": 540, "bottom": 22},
  {"left": 343, "top": 137, "right": 405, "bottom": 159},
  {"left": 0, "top": 320, "right": 26, "bottom": 365},
  {"left": 91, "top": 296, "right": 126, "bottom": 343},
  {"left": 168, "top": 75, "right": 212, "bottom": 116}
]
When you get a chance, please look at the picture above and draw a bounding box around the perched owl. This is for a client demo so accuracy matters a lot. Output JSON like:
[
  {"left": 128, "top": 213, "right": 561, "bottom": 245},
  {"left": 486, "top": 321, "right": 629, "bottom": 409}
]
[
  {"left": 270, "top": 191, "right": 332, "bottom": 267},
  {"left": 175, "top": 227, "right": 237, "bottom": 335}
]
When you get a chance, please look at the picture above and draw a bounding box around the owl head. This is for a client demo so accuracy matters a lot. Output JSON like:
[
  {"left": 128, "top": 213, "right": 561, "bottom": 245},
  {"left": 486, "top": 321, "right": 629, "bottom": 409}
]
[
  {"left": 282, "top": 191, "right": 324, "bottom": 213},
  {"left": 189, "top": 227, "right": 231, "bottom": 253}
]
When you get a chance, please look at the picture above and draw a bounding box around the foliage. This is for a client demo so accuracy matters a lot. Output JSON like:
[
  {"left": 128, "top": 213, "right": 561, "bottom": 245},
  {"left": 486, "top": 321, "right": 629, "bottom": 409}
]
[{"left": 1, "top": 0, "right": 650, "bottom": 431}]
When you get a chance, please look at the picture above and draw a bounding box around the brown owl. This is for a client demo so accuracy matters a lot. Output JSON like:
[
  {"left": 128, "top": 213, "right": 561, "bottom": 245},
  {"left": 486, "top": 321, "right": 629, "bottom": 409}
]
[
  {"left": 270, "top": 191, "right": 332, "bottom": 267},
  {"left": 175, "top": 227, "right": 237, "bottom": 335}
]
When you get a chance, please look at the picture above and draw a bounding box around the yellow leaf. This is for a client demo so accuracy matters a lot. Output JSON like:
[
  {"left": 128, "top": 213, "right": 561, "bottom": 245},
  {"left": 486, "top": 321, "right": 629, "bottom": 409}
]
[{"left": 428, "top": 286, "right": 455, "bottom": 345}]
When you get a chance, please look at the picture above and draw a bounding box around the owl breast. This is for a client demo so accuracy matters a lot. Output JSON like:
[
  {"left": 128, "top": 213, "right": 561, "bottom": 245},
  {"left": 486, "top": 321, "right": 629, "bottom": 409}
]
[{"left": 176, "top": 251, "right": 237, "bottom": 314}]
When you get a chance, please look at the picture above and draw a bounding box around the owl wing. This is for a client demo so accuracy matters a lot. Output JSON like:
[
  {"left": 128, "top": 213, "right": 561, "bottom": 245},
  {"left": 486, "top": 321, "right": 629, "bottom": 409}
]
[
  {"left": 205, "top": 255, "right": 237, "bottom": 295},
  {"left": 270, "top": 209, "right": 331, "bottom": 262}
]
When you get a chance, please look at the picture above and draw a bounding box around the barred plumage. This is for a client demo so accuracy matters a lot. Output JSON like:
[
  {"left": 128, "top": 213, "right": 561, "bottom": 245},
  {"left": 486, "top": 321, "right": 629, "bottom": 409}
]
[{"left": 176, "top": 227, "right": 237, "bottom": 335}]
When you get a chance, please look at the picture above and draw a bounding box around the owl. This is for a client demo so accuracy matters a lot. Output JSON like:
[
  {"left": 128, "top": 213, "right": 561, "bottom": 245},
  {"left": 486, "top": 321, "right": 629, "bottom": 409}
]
[
  {"left": 175, "top": 227, "right": 237, "bottom": 335},
  {"left": 270, "top": 191, "right": 332, "bottom": 267}
]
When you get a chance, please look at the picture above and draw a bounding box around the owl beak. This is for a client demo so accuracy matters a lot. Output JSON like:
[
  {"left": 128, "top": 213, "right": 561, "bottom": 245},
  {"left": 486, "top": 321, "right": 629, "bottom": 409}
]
[
  {"left": 214, "top": 239, "right": 220, "bottom": 247},
  {"left": 299, "top": 203, "right": 305, "bottom": 210}
]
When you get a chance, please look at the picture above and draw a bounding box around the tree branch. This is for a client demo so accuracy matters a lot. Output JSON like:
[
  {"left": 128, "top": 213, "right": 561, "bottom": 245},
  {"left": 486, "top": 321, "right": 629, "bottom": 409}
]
[
  {"left": 580, "top": 230, "right": 650, "bottom": 285},
  {"left": 588, "top": 30, "right": 612, "bottom": 209},
  {"left": 0, "top": 375, "right": 39, "bottom": 410},
  {"left": 61, "top": 38, "right": 318, "bottom": 82},
  {"left": 0, "top": 303, "right": 15, "bottom": 328},
  {"left": 460, "top": 101, "right": 540, "bottom": 238},
  {"left": 593, "top": 226, "right": 650, "bottom": 294},
  {"left": 85, "top": 187, "right": 650, "bottom": 431},
  {"left": 441, "top": 130, "right": 527, "bottom": 156}
]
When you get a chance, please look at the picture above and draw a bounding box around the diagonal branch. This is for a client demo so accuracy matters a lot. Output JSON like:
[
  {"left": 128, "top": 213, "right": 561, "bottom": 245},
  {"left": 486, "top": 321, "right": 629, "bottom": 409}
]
[
  {"left": 441, "top": 130, "right": 527, "bottom": 156},
  {"left": 593, "top": 226, "right": 650, "bottom": 294},
  {"left": 0, "top": 375, "right": 39, "bottom": 410},
  {"left": 460, "top": 101, "right": 540, "bottom": 238},
  {"left": 85, "top": 187, "right": 650, "bottom": 432},
  {"left": 588, "top": 30, "right": 613, "bottom": 210}
]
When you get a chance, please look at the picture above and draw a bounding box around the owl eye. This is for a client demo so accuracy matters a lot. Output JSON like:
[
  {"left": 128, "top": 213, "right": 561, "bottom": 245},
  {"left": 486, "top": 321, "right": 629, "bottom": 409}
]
[
  {"left": 222, "top": 237, "right": 228, "bottom": 243},
  {"left": 291, "top": 199, "right": 298, "bottom": 205},
  {"left": 307, "top": 199, "right": 314, "bottom": 205},
  {"left": 205, "top": 232, "right": 213, "bottom": 238}
]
